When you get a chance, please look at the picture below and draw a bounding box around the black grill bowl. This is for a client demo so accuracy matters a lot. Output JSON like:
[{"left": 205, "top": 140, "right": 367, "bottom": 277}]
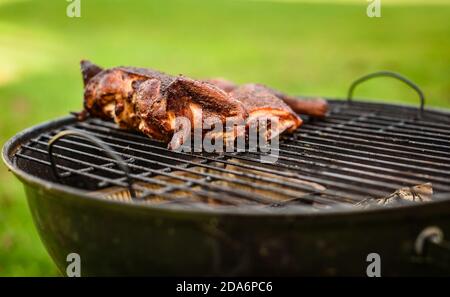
[{"left": 3, "top": 101, "right": 450, "bottom": 276}]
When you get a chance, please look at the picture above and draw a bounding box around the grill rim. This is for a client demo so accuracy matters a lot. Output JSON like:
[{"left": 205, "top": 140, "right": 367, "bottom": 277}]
[{"left": 4, "top": 99, "right": 450, "bottom": 217}]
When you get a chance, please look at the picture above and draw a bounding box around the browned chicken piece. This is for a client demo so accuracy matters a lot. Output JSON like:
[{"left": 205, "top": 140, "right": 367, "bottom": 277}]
[
  {"left": 81, "top": 60, "right": 176, "bottom": 130},
  {"left": 230, "top": 84, "right": 302, "bottom": 140},
  {"left": 81, "top": 61, "right": 247, "bottom": 149},
  {"left": 206, "top": 78, "right": 328, "bottom": 118},
  {"left": 135, "top": 76, "right": 247, "bottom": 149}
]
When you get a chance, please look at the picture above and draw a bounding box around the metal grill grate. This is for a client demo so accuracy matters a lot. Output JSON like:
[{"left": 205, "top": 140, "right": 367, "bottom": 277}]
[{"left": 13, "top": 100, "right": 450, "bottom": 210}]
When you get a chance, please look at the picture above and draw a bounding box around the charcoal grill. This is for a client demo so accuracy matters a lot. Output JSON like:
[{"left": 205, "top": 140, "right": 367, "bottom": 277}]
[{"left": 3, "top": 71, "right": 450, "bottom": 276}]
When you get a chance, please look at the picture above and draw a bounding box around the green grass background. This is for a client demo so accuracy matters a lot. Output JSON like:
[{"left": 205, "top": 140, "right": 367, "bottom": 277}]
[{"left": 0, "top": 0, "right": 449, "bottom": 276}]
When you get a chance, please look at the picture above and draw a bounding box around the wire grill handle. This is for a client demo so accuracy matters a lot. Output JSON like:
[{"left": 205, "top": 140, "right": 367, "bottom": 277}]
[
  {"left": 48, "top": 130, "right": 135, "bottom": 198},
  {"left": 415, "top": 226, "right": 450, "bottom": 270},
  {"left": 347, "top": 71, "right": 425, "bottom": 116}
]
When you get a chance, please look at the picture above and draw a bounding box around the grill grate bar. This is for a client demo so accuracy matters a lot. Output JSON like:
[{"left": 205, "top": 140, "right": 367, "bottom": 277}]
[
  {"left": 269, "top": 152, "right": 414, "bottom": 189},
  {"left": 279, "top": 141, "right": 450, "bottom": 174},
  {"left": 335, "top": 103, "right": 450, "bottom": 118},
  {"left": 310, "top": 121, "right": 450, "bottom": 146},
  {"left": 84, "top": 119, "right": 450, "bottom": 185},
  {"left": 59, "top": 162, "right": 115, "bottom": 178},
  {"left": 320, "top": 118, "right": 450, "bottom": 141},
  {"left": 331, "top": 108, "right": 450, "bottom": 130},
  {"left": 331, "top": 107, "right": 450, "bottom": 123},
  {"left": 226, "top": 153, "right": 398, "bottom": 198},
  {"left": 278, "top": 143, "right": 450, "bottom": 189},
  {"left": 17, "top": 152, "right": 130, "bottom": 188},
  {"left": 37, "top": 135, "right": 334, "bottom": 198},
  {"left": 40, "top": 133, "right": 308, "bottom": 191},
  {"left": 74, "top": 120, "right": 407, "bottom": 199},
  {"left": 24, "top": 138, "right": 339, "bottom": 207},
  {"left": 13, "top": 101, "right": 450, "bottom": 209},
  {"left": 285, "top": 132, "right": 450, "bottom": 161},
  {"left": 22, "top": 144, "right": 288, "bottom": 205},
  {"left": 330, "top": 114, "right": 450, "bottom": 136},
  {"left": 36, "top": 135, "right": 333, "bottom": 200},
  {"left": 18, "top": 148, "right": 267, "bottom": 206},
  {"left": 266, "top": 147, "right": 450, "bottom": 192},
  {"left": 77, "top": 117, "right": 450, "bottom": 198},
  {"left": 298, "top": 124, "right": 450, "bottom": 152},
  {"left": 15, "top": 151, "right": 181, "bottom": 202}
]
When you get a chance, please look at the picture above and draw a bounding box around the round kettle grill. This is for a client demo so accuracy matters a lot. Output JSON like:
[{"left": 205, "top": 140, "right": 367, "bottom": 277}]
[{"left": 3, "top": 72, "right": 450, "bottom": 276}]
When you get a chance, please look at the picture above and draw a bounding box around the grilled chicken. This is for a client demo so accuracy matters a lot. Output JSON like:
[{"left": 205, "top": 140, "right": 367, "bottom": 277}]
[
  {"left": 135, "top": 76, "right": 248, "bottom": 149},
  {"left": 80, "top": 61, "right": 313, "bottom": 150},
  {"left": 82, "top": 61, "right": 172, "bottom": 130},
  {"left": 205, "top": 78, "right": 328, "bottom": 118},
  {"left": 81, "top": 60, "right": 247, "bottom": 149},
  {"left": 230, "top": 84, "right": 302, "bottom": 140}
]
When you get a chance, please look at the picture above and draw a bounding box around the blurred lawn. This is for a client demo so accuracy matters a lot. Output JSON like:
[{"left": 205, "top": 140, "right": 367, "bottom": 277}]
[{"left": 0, "top": 0, "right": 449, "bottom": 276}]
